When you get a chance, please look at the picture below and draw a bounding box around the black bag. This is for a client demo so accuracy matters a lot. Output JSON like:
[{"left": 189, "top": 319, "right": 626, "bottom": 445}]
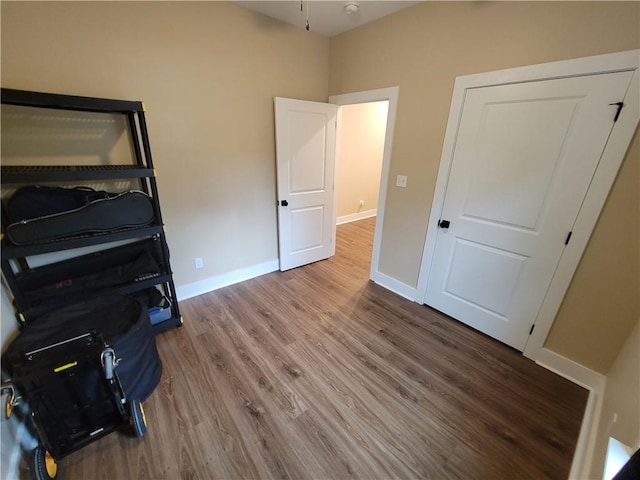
[
  {"left": 5, "top": 189, "right": 155, "bottom": 245},
  {"left": 3, "top": 296, "right": 162, "bottom": 402}
]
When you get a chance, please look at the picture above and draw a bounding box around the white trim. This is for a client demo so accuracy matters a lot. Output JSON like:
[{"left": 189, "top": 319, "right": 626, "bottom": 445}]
[
  {"left": 370, "top": 271, "right": 417, "bottom": 301},
  {"left": 329, "top": 86, "right": 400, "bottom": 291},
  {"left": 336, "top": 209, "right": 377, "bottom": 225},
  {"left": 331, "top": 106, "right": 343, "bottom": 257},
  {"left": 415, "top": 50, "right": 640, "bottom": 358},
  {"left": 535, "top": 347, "right": 606, "bottom": 393},
  {"left": 573, "top": 389, "right": 606, "bottom": 480},
  {"left": 175, "top": 259, "right": 279, "bottom": 301},
  {"left": 534, "top": 348, "right": 607, "bottom": 480},
  {"left": 451, "top": 49, "right": 639, "bottom": 90},
  {"left": 525, "top": 65, "right": 640, "bottom": 359}
]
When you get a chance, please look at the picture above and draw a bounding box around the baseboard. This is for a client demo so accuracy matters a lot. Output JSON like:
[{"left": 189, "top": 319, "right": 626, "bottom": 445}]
[
  {"left": 534, "top": 348, "right": 606, "bottom": 480},
  {"left": 567, "top": 387, "right": 606, "bottom": 480},
  {"left": 370, "top": 271, "right": 418, "bottom": 301},
  {"left": 175, "top": 259, "right": 279, "bottom": 301},
  {"left": 336, "top": 209, "right": 377, "bottom": 225},
  {"left": 534, "top": 347, "right": 606, "bottom": 392}
]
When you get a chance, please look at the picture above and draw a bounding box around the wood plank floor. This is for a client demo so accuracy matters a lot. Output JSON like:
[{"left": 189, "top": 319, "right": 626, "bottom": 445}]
[{"left": 31, "top": 217, "right": 588, "bottom": 479}]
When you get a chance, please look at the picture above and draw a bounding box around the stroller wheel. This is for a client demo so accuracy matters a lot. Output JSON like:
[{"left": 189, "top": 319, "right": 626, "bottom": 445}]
[
  {"left": 4, "top": 391, "right": 13, "bottom": 419},
  {"left": 129, "top": 399, "right": 147, "bottom": 438},
  {"left": 2, "top": 383, "right": 17, "bottom": 420},
  {"left": 30, "top": 446, "right": 58, "bottom": 480}
]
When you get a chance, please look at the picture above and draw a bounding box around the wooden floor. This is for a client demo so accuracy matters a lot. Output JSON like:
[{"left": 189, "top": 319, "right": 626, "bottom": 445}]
[{"left": 36, "top": 217, "right": 588, "bottom": 479}]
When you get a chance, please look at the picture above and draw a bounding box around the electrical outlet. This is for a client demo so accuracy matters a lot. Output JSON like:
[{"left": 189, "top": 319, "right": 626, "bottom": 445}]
[
  {"left": 194, "top": 257, "right": 204, "bottom": 269},
  {"left": 359, "top": 200, "right": 365, "bottom": 208},
  {"left": 396, "top": 175, "right": 408, "bottom": 188}
]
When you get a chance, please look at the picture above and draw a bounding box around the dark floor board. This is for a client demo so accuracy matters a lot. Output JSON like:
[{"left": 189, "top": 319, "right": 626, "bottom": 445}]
[{"left": 31, "top": 217, "right": 587, "bottom": 480}]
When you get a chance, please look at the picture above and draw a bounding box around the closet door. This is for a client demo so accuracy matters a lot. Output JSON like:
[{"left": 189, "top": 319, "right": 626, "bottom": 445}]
[{"left": 423, "top": 70, "right": 634, "bottom": 351}]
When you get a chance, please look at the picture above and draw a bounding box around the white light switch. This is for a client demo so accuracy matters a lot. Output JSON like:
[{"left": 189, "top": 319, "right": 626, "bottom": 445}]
[{"left": 396, "top": 175, "right": 408, "bottom": 188}]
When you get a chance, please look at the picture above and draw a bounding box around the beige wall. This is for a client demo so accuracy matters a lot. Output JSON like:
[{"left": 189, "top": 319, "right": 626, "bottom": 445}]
[
  {"left": 1, "top": 0, "right": 329, "bottom": 287},
  {"left": 337, "top": 101, "right": 387, "bottom": 219},
  {"left": 546, "top": 131, "right": 639, "bottom": 372},
  {"left": 329, "top": 1, "right": 640, "bottom": 373}
]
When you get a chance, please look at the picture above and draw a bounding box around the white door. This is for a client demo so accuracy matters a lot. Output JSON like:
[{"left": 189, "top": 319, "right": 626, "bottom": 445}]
[
  {"left": 424, "top": 71, "right": 634, "bottom": 351},
  {"left": 275, "top": 97, "right": 338, "bottom": 271}
]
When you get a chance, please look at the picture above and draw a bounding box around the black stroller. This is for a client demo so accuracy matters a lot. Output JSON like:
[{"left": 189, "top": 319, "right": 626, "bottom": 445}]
[{"left": 1, "top": 296, "right": 162, "bottom": 480}]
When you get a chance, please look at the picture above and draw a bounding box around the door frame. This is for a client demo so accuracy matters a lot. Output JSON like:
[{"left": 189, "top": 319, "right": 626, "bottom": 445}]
[
  {"left": 329, "top": 87, "right": 400, "bottom": 289},
  {"left": 415, "top": 50, "right": 639, "bottom": 362}
]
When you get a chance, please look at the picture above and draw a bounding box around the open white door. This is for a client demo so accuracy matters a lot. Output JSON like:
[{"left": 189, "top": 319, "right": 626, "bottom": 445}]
[
  {"left": 422, "top": 70, "right": 634, "bottom": 351},
  {"left": 275, "top": 98, "right": 338, "bottom": 271}
]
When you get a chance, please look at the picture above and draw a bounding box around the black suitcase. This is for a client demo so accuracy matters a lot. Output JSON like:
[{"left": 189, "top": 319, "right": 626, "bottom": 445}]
[
  {"left": 5, "top": 187, "right": 155, "bottom": 245},
  {"left": 1, "top": 296, "right": 160, "bottom": 479}
]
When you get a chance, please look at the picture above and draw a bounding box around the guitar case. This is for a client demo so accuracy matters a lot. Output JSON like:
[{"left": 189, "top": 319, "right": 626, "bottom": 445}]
[{"left": 5, "top": 186, "right": 155, "bottom": 245}]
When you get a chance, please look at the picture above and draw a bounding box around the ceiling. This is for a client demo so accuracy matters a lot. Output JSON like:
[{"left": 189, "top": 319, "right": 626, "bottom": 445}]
[{"left": 233, "top": 1, "right": 422, "bottom": 37}]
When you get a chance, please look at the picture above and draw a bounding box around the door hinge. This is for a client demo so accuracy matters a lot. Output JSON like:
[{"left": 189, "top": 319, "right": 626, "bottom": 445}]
[
  {"left": 529, "top": 324, "right": 535, "bottom": 335},
  {"left": 609, "top": 102, "right": 624, "bottom": 122},
  {"left": 565, "top": 231, "right": 573, "bottom": 245}
]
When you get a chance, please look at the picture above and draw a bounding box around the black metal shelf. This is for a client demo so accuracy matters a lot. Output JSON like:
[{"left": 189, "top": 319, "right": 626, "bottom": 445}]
[
  {"left": 1, "top": 88, "right": 182, "bottom": 336},
  {"left": 1, "top": 88, "right": 143, "bottom": 114},
  {"left": 14, "top": 274, "right": 174, "bottom": 322},
  {"left": 152, "top": 316, "right": 183, "bottom": 335},
  {"left": 1, "top": 165, "right": 155, "bottom": 184},
  {"left": 1, "top": 225, "right": 164, "bottom": 260}
]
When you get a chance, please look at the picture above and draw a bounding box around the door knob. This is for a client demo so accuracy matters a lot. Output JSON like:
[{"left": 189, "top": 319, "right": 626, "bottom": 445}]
[
  {"left": 280, "top": 200, "right": 288, "bottom": 207},
  {"left": 438, "top": 219, "right": 450, "bottom": 229}
]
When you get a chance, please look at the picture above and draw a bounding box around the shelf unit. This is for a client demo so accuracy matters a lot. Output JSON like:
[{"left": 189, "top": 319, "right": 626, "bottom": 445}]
[{"left": 1, "top": 88, "right": 182, "bottom": 334}]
